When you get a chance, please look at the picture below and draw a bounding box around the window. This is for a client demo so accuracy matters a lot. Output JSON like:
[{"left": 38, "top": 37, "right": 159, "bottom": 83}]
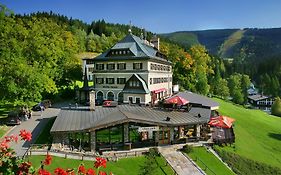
[
  {"left": 117, "top": 63, "right": 126, "bottom": 70},
  {"left": 136, "top": 97, "right": 141, "bottom": 104},
  {"left": 96, "top": 64, "right": 104, "bottom": 70},
  {"left": 129, "top": 80, "right": 140, "bottom": 87},
  {"left": 133, "top": 63, "right": 143, "bottom": 70},
  {"left": 150, "top": 78, "right": 152, "bottom": 85},
  {"left": 107, "top": 63, "right": 115, "bottom": 70},
  {"left": 106, "top": 78, "right": 114, "bottom": 84},
  {"left": 117, "top": 78, "right": 126, "bottom": 84},
  {"left": 96, "top": 78, "right": 104, "bottom": 84},
  {"left": 86, "top": 60, "right": 94, "bottom": 64},
  {"left": 88, "top": 67, "right": 94, "bottom": 72}
]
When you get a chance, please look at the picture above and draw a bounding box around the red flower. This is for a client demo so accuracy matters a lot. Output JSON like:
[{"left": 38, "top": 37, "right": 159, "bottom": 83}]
[
  {"left": 94, "top": 157, "right": 107, "bottom": 168},
  {"left": 38, "top": 169, "right": 51, "bottom": 175},
  {"left": 87, "top": 168, "right": 96, "bottom": 175},
  {"left": 99, "top": 171, "right": 107, "bottom": 175},
  {"left": 0, "top": 140, "right": 9, "bottom": 150},
  {"left": 78, "top": 164, "right": 86, "bottom": 174},
  {"left": 43, "top": 153, "right": 52, "bottom": 165},
  {"left": 19, "top": 129, "right": 32, "bottom": 141},
  {"left": 54, "top": 167, "right": 67, "bottom": 175}
]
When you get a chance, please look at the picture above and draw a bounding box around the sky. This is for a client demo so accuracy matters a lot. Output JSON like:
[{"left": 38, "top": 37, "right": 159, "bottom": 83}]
[{"left": 2, "top": 0, "right": 281, "bottom": 33}]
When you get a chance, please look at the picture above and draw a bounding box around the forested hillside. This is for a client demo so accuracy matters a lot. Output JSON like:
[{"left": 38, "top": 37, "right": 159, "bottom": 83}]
[
  {"left": 0, "top": 4, "right": 273, "bottom": 106},
  {"left": 162, "top": 28, "right": 281, "bottom": 97}
]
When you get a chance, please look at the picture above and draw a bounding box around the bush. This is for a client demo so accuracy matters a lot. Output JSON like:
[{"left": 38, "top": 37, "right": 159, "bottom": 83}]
[
  {"left": 182, "top": 144, "right": 193, "bottom": 154},
  {"left": 271, "top": 97, "right": 281, "bottom": 117},
  {"left": 214, "top": 148, "right": 281, "bottom": 175}
]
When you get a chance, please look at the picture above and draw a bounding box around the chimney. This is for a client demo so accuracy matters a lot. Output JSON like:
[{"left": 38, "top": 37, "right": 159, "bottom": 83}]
[{"left": 151, "top": 36, "right": 160, "bottom": 50}]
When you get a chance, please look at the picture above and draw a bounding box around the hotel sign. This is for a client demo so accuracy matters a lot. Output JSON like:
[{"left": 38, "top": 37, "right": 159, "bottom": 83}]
[{"left": 138, "top": 126, "right": 159, "bottom": 132}]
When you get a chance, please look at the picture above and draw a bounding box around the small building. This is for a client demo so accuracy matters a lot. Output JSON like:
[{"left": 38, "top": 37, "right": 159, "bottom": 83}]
[{"left": 248, "top": 94, "right": 275, "bottom": 111}]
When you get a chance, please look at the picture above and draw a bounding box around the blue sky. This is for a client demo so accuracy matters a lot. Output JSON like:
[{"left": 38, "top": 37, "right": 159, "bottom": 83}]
[{"left": 2, "top": 0, "right": 281, "bottom": 33}]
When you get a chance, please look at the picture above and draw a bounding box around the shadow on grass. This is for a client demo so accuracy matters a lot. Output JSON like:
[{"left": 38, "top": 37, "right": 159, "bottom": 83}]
[{"left": 268, "top": 133, "right": 281, "bottom": 141}]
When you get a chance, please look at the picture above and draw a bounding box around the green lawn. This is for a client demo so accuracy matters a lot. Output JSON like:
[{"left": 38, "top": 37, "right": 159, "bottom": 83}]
[
  {"left": 27, "top": 155, "right": 173, "bottom": 175},
  {"left": 187, "top": 147, "right": 235, "bottom": 175},
  {"left": 213, "top": 98, "right": 281, "bottom": 168},
  {"left": 0, "top": 125, "right": 11, "bottom": 138}
]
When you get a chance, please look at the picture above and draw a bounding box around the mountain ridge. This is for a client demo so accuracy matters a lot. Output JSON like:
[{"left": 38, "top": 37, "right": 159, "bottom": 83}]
[{"left": 161, "top": 27, "right": 281, "bottom": 61}]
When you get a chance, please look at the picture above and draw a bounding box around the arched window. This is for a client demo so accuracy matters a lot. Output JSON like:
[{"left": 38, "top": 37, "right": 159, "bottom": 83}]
[
  {"left": 107, "top": 92, "right": 114, "bottom": 101},
  {"left": 97, "top": 91, "right": 103, "bottom": 101}
]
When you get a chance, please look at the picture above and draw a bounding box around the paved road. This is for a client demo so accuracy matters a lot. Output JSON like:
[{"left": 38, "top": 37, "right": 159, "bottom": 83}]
[
  {"left": 7, "top": 108, "right": 60, "bottom": 157},
  {"left": 159, "top": 145, "right": 205, "bottom": 175}
]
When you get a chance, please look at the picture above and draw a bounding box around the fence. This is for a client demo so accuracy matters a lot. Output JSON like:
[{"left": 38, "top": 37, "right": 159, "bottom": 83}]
[{"left": 23, "top": 144, "right": 150, "bottom": 162}]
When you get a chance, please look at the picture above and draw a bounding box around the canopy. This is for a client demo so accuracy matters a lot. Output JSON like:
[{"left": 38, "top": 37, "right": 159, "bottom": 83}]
[
  {"left": 208, "top": 115, "right": 235, "bottom": 129},
  {"left": 165, "top": 96, "right": 189, "bottom": 105}
]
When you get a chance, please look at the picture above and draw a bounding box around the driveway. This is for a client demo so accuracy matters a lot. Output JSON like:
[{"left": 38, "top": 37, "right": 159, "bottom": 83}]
[{"left": 7, "top": 108, "right": 60, "bottom": 157}]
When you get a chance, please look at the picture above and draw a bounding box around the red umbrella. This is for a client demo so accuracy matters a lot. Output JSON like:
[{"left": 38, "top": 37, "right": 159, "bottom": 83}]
[
  {"left": 165, "top": 96, "right": 189, "bottom": 105},
  {"left": 208, "top": 116, "right": 235, "bottom": 128}
]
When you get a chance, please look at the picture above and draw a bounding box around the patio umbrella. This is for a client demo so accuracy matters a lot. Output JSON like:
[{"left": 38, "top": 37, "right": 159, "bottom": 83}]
[
  {"left": 164, "top": 96, "right": 189, "bottom": 105},
  {"left": 208, "top": 115, "right": 235, "bottom": 129}
]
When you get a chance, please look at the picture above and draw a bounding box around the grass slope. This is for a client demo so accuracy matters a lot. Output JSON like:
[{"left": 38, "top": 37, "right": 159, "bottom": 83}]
[
  {"left": 28, "top": 155, "right": 172, "bottom": 175},
  {"left": 219, "top": 29, "right": 246, "bottom": 58},
  {"left": 187, "top": 147, "right": 235, "bottom": 175},
  {"left": 213, "top": 98, "right": 281, "bottom": 167}
]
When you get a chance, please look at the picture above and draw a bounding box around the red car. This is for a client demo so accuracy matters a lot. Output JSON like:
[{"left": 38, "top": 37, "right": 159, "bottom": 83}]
[{"left": 102, "top": 100, "right": 118, "bottom": 107}]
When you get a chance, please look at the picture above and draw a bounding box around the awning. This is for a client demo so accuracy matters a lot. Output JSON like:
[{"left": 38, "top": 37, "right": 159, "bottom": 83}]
[
  {"left": 152, "top": 88, "right": 167, "bottom": 93},
  {"left": 208, "top": 116, "right": 235, "bottom": 129},
  {"left": 164, "top": 96, "right": 189, "bottom": 105}
]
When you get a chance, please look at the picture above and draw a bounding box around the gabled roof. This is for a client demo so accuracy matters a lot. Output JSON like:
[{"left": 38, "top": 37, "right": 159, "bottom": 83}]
[
  {"left": 93, "top": 34, "right": 171, "bottom": 64},
  {"left": 50, "top": 105, "right": 211, "bottom": 133},
  {"left": 122, "top": 74, "right": 149, "bottom": 94},
  {"left": 248, "top": 94, "right": 271, "bottom": 101}
]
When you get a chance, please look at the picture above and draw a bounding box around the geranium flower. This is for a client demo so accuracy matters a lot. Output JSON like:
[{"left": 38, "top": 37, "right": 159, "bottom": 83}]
[
  {"left": 99, "top": 171, "right": 107, "bottom": 175},
  {"left": 19, "top": 129, "right": 32, "bottom": 141},
  {"left": 87, "top": 168, "right": 96, "bottom": 175},
  {"left": 94, "top": 157, "right": 107, "bottom": 168},
  {"left": 78, "top": 164, "right": 86, "bottom": 174},
  {"left": 54, "top": 167, "right": 67, "bottom": 175},
  {"left": 38, "top": 169, "right": 51, "bottom": 175},
  {"left": 43, "top": 153, "right": 52, "bottom": 165}
]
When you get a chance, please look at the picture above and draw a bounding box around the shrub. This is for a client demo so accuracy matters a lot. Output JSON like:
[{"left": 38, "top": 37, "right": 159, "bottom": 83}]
[
  {"left": 214, "top": 148, "right": 281, "bottom": 175},
  {"left": 271, "top": 97, "right": 281, "bottom": 117},
  {"left": 182, "top": 144, "right": 193, "bottom": 154}
]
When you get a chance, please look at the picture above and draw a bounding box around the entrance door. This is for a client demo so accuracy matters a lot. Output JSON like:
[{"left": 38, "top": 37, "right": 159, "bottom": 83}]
[{"left": 159, "top": 127, "right": 170, "bottom": 145}]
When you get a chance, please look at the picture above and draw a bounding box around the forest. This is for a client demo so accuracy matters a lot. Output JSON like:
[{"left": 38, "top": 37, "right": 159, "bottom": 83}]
[{"left": 0, "top": 4, "right": 257, "bottom": 106}]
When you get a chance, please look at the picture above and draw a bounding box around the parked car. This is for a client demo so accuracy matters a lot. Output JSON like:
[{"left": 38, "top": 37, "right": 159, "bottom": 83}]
[
  {"left": 32, "top": 99, "right": 52, "bottom": 111},
  {"left": 32, "top": 104, "right": 42, "bottom": 111},
  {"left": 102, "top": 100, "right": 118, "bottom": 107},
  {"left": 5, "top": 111, "right": 21, "bottom": 125}
]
